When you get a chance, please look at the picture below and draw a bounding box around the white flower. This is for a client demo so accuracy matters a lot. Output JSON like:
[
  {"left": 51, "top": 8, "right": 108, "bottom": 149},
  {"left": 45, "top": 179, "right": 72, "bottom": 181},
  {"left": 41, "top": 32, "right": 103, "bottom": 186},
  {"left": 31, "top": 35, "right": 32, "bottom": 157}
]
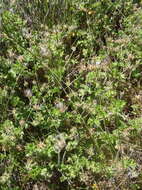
[
  {"left": 55, "top": 101, "right": 67, "bottom": 112},
  {"left": 96, "top": 61, "right": 101, "bottom": 65},
  {"left": 24, "top": 89, "right": 32, "bottom": 98},
  {"left": 22, "top": 28, "right": 29, "bottom": 36},
  {"left": 54, "top": 134, "right": 66, "bottom": 152},
  {"left": 39, "top": 45, "right": 51, "bottom": 58}
]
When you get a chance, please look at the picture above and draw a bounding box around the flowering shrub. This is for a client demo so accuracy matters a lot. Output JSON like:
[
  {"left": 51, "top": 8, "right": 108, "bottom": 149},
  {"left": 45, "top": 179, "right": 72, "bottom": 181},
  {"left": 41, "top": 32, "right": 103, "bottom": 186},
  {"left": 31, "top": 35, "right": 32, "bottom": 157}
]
[{"left": 0, "top": 1, "right": 142, "bottom": 189}]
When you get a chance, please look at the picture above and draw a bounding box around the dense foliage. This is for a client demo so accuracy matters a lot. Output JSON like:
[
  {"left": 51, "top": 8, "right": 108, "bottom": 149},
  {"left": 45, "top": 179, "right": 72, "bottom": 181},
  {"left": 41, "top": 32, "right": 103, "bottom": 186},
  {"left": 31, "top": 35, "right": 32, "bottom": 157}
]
[{"left": 0, "top": 0, "right": 142, "bottom": 189}]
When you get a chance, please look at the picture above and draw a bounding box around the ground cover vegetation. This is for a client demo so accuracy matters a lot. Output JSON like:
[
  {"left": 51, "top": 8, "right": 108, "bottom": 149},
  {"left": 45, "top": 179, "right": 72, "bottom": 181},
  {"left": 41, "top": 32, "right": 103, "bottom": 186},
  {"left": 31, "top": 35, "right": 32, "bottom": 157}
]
[{"left": 0, "top": 0, "right": 142, "bottom": 189}]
